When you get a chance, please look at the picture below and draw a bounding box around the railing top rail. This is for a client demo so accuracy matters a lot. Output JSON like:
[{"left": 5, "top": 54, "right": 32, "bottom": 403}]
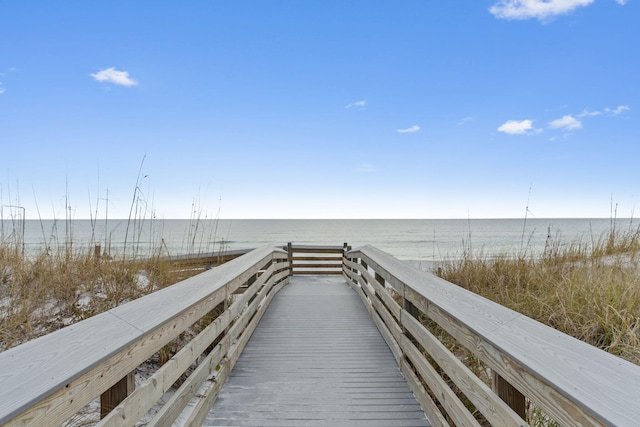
[
  {"left": 286, "top": 244, "right": 345, "bottom": 252},
  {"left": 348, "top": 244, "right": 640, "bottom": 427},
  {"left": 159, "top": 248, "right": 255, "bottom": 262},
  {"left": 0, "top": 245, "right": 286, "bottom": 425}
]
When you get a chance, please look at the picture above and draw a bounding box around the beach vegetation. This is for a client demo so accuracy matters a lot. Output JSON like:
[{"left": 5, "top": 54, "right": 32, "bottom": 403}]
[
  {"left": 434, "top": 224, "right": 640, "bottom": 426},
  {"left": 436, "top": 225, "right": 640, "bottom": 365},
  {"left": 0, "top": 241, "right": 193, "bottom": 351}
]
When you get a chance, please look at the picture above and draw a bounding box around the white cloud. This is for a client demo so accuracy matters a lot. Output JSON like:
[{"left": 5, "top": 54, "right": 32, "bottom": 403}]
[
  {"left": 549, "top": 115, "right": 582, "bottom": 130},
  {"left": 345, "top": 100, "right": 366, "bottom": 109},
  {"left": 497, "top": 119, "right": 539, "bottom": 135},
  {"left": 498, "top": 104, "right": 629, "bottom": 136},
  {"left": 489, "top": 0, "right": 595, "bottom": 21},
  {"left": 90, "top": 67, "right": 138, "bottom": 87},
  {"left": 397, "top": 125, "right": 420, "bottom": 133},
  {"left": 577, "top": 109, "right": 601, "bottom": 117},
  {"left": 616, "top": 0, "right": 628, "bottom": 4},
  {"left": 606, "top": 105, "right": 630, "bottom": 115},
  {"left": 0, "top": 87, "right": 5, "bottom": 95}
]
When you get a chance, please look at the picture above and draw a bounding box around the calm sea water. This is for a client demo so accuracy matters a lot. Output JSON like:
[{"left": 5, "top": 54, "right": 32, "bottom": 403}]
[{"left": 0, "top": 218, "right": 633, "bottom": 261}]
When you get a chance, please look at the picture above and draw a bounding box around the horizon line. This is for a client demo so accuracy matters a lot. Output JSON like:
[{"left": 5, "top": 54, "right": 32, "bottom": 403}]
[{"left": 9, "top": 217, "right": 633, "bottom": 221}]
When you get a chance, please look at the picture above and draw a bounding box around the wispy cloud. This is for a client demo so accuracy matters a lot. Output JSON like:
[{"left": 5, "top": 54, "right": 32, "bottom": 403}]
[
  {"left": 574, "top": 104, "right": 630, "bottom": 119},
  {"left": 616, "top": 0, "right": 628, "bottom": 4},
  {"left": 90, "top": 67, "right": 138, "bottom": 87},
  {"left": 458, "top": 116, "right": 474, "bottom": 126},
  {"left": 355, "top": 163, "right": 375, "bottom": 173},
  {"left": 397, "top": 125, "right": 420, "bottom": 133},
  {"left": 489, "top": 0, "right": 595, "bottom": 21},
  {"left": 549, "top": 115, "right": 582, "bottom": 131},
  {"left": 577, "top": 109, "right": 602, "bottom": 117},
  {"left": 1, "top": 67, "right": 17, "bottom": 77},
  {"left": 606, "top": 105, "right": 630, "bottom": 116},
  {"left": 0, "top": 67, "right": 16, "bottom": 93},
  {"left": 497, "top": 119, "right": 540, "bottom": 135},
  {"left": 499, "top": 104, "right": 629, "bottom": 137},
  {"left": 345, "top": 100, "right": 366, "bottom": 109}
]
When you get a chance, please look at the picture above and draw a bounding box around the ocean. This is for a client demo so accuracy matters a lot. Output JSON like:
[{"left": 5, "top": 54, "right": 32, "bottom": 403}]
[{"left": 2, "top": 218, "right": 633, "bottom": 262}]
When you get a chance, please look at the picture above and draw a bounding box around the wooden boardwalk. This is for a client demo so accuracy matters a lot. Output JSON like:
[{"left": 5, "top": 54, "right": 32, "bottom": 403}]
[
  {"left": 205, "top": 275, "right": 431, "bottom": 427},
  {"left": 6, "top": 245, "right": 639, "bottom": 426}
]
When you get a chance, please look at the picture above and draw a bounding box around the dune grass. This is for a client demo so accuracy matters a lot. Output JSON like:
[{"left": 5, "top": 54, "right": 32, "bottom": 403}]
[
  {"left": 4, "top": 223, "right": 639, "bottom": 360},
  {"left": 0, "top": 243, "right": 190, "bottom": 352},
  {"left": 436, "top": 226, "right": 640, "bottom": 365},
  {"left": 429, "top": 226, "right": 640, "bottom": 426}
]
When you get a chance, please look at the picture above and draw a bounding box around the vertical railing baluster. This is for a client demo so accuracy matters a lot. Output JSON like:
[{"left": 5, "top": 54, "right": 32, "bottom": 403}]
[
  {"left": 492, "top": 372, "right": 526, "bottom": 419},
  {"left": 287, "top": 242, "right": 293, "bottom": 276},
  {"left": 100, "top": 371, "right": 135, "bottom": 419}
]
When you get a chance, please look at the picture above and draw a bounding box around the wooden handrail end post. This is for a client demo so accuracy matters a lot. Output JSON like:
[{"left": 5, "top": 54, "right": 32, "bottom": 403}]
[{"left": 287, "top": 242, "right": 293, "bottom": 276}]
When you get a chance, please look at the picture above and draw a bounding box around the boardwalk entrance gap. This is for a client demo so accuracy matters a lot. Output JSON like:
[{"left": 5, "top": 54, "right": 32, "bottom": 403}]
[{"left": 1, "top": 244, "right": 640, "bottom": 426}]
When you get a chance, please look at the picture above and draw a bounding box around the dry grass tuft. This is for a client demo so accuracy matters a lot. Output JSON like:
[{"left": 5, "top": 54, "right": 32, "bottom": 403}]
[
  {"left": 433, "top": 226, "right": 640, "bottom": 426},
  {"left": 0, "top": 245, "right": 193, "bottom": 351},
  {"left": 437, "top": 227, "right": 640, "bottom": 365}
]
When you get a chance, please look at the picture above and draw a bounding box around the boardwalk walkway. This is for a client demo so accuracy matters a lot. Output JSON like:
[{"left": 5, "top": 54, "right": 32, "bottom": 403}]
[{"left": 205, "top": 275, "right": 431, "bottom": 426}]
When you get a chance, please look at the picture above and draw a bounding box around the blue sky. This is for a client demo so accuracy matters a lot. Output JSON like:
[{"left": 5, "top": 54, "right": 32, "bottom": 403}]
[{"left": 1, "top": 1, "right": 637, "bottom": 219}]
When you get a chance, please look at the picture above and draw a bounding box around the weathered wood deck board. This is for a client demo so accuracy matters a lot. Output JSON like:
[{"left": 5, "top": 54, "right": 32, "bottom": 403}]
[{"left": 205, "top": 275, "right": 430, "bottom": 427}]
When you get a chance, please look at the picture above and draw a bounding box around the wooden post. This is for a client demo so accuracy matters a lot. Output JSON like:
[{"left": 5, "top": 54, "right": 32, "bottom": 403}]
[
  {"left": 347, "top": 247, "right": 354, "bottom": 278},
  {"left": 403, "top": 294, "right": 420, "bottom": 347},
  {"left": 342, "top": 242, "right": 348, "bottom": 275},
  {"left": 94, "top": 245, "right": 101, "bottom": 260},
  {"left": 360, "top": 259, "right": 369, "bottom": 285},
  {"left": 343, "top": 244, "right": 357, "bottom": 284},
  {"left": 402, "top": 299, "right": 418, "bottom": 319},
  {"left": 374, "top": 272, "right": 385, "bottom": 287},
  {"left": 403, "top": 299, "right": 419, "bottom": 321},
  {"left": 100, "top": 371, "right": 135, "bottom": 418},
  {"left": 492, "top": 372, "right": 526, "bottom": 419},
  {"left": 287, "top": 242, "right": 293, "bottom": 276}
]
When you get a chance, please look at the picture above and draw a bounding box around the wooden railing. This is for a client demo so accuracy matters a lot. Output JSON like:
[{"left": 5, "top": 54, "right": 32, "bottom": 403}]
[
  {"left": 0, "top": 246, "right": 289, "bottom": 427},
  {"left": 343, "top": 245, "right": 640, "bottom": 427},
  {"left": 285, "top": 243, "right": 345, "bottom": 275},
  {"left": 161, "top": 248, "right": 253, "bottom": 271}
]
